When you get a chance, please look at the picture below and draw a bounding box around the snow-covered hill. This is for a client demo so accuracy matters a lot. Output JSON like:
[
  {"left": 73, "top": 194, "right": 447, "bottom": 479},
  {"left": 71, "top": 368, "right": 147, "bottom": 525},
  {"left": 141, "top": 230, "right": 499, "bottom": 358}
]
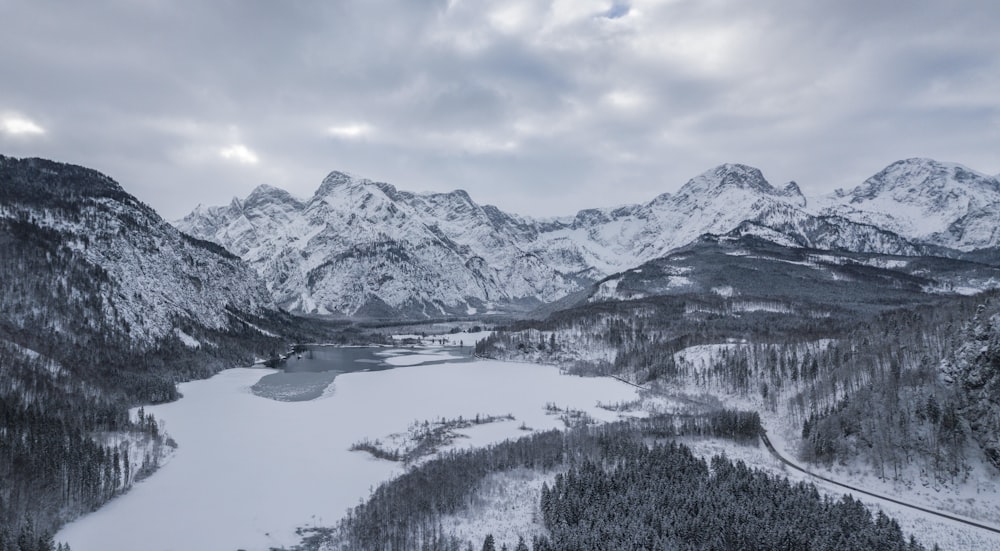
[
  {"left": 583, "top": 233, "right": 1000, "bottom": 308},
  {"left": 178, "top": 159, "right": 1000, "bottom": 317},
  {"left": 0, "top": 155, "right": 277, "bottom": 345},
  {"left": 815, "top": 158, "right": 1000, "bottom": 251}
]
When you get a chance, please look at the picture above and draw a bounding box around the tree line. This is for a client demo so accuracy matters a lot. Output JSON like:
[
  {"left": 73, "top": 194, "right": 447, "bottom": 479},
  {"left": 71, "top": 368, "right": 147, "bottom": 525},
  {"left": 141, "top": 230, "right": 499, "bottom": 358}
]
[{"left": 282, "top": 412, "right": 924, "bottom": 551}]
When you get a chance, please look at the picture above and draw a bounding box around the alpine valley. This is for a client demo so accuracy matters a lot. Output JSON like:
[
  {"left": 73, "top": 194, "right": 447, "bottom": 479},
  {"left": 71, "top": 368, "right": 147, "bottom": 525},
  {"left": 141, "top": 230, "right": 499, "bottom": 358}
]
[{"left": 5, "top": 153, "right": 1000, "bottom": 551}]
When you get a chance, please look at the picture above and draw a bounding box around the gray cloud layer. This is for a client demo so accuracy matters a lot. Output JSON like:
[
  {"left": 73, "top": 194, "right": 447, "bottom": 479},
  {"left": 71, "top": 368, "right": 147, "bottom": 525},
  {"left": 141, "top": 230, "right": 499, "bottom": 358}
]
[{"left": 2, "top": 0, "right": 998, "bottom": 219}]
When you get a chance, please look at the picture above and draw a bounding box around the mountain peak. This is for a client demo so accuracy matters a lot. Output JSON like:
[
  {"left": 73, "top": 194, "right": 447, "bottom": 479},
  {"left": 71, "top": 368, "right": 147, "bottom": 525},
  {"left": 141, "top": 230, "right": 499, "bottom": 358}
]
[
  {"left": 816, "top": 157, "right": 1000, "bottom": 250},
  {"left": 245, "top": 184, "right": 302, "bottom": 208},
  {"left": 677, "top": 163, "right": 775, "bottom": 197},
  {"left": 0, "top": 155, "right": 129, "bottom": 205},
  {"left": 247, "top": 183, "right": 281, "bottom": 197},
  {"left": 779, "top": 181, "right": 807, "bottom": 208},
  {"left": 314, "top": 170, "right": 365, "bottom": 197},
  {"left": 781, "top": 181, "right": 802, "bottom": 195},
  {"left": 852, "top": 158, "right": 994, "bottom": 203}
]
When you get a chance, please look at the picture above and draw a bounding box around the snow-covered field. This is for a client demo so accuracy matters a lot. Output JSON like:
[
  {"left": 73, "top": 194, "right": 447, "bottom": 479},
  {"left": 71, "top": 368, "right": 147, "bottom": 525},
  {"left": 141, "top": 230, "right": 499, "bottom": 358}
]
[{"left": 56, "top": 356, "right": 638, "bottom": 551}]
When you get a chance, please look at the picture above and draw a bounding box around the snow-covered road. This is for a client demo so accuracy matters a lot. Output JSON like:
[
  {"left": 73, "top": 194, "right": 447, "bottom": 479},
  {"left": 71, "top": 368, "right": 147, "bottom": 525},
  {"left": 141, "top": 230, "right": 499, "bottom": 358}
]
[{"left": 760, "top": 430, "right": 1000, "bottom": 536}]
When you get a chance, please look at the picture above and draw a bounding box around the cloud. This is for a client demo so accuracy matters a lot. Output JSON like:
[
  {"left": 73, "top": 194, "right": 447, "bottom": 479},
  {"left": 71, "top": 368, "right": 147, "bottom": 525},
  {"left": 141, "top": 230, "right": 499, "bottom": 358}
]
[
  {"left": 0, "top": 0, "right": 997, "bottom": 220},
  {"left": 328, "top": 123, "right": 374, "bottom": 139},
  {"left": 219, "top": 144, "right": 259, "bottom": 165},
  {"left": 604, "top": 90, "right": 647, "bottom": 111},
  {"left": 1, "top": 115, "right": 45, "bottom": 136}
]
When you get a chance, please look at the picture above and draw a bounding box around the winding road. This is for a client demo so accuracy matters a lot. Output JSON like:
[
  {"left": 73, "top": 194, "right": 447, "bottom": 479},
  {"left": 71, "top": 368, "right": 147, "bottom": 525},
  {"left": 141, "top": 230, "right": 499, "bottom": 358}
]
[
  {"left": 759, "top": 430, "right": 1000, "bottom": 536},
  {"left": 604, "top": 374, "right": 1000, "bottom": 536}
]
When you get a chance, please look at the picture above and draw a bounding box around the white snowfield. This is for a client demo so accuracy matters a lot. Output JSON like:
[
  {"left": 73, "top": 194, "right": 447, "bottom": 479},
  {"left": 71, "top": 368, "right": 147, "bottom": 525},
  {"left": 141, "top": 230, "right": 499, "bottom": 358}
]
[{"left": 56, "top": 359, "right": 639, "bottom": 551}]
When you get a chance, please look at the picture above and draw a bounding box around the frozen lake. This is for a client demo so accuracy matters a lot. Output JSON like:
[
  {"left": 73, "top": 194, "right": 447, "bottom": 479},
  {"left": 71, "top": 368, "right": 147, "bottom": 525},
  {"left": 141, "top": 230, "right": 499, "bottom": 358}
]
[{"left": 56, "top": 348, "right": 639, "bottom": 551}]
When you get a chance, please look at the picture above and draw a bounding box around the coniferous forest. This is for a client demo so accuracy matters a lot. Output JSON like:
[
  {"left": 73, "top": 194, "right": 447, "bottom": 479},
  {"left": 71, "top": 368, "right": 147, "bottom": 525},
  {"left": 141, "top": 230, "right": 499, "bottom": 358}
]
[
  {"left": 289, "top": 415, "right": 927, "bottom": 551},
  {"left": 478, "top": 286, "right": 1000, "bottom": 485}
]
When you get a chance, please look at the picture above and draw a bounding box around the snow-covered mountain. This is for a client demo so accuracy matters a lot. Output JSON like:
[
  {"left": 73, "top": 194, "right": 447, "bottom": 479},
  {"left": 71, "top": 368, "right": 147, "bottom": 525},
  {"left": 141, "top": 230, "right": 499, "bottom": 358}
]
[
  {"left": 815, "top": 158, "right": 1000, "bottom": 251},
  {"left": 530, "top": 163, "right": 925, "bottom": 277},
  {"left": 178, "top": 159, "right": 999, "bottom": 317},
  {"left": 0, "top": 155, "right": 278, "bottom": 345},
  {"left": 177, "top": 172, "right": 578, "bottom": 318}
]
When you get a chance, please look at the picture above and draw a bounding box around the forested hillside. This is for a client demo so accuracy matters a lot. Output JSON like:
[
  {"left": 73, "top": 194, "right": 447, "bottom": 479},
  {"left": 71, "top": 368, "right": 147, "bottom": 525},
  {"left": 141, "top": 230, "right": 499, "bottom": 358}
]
[
  {"left": 0, "top": 157, "right": 320, "bottom": 546},
  {"left": 477, "top": 282, "right": 1000, "bottom": 485},
  {"left": 286, "top": 417, "right": 927, "bottom": 551},
  {"left": 944, "top": 298, "right": 1000, "bottom": 468}
]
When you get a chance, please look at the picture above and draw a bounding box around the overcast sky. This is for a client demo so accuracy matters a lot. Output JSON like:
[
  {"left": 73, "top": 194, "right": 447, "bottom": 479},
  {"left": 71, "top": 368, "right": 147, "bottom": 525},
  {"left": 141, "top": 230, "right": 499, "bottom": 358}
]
[{"left": 1, "top": 0, "right": 998, "bottom": 220}]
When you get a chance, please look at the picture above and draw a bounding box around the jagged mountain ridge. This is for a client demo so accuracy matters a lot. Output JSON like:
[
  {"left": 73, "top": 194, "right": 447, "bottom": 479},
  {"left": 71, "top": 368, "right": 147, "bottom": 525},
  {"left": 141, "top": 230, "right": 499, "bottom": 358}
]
[
  {"left": 528, "top": 163, "right": 930, "bottom": 277},
  {"left": 0, "top": 155, "right": 279, "bottom": 345},
  {"left": 177, "top": 159, "right": 1000, "bottom": 317},
  {"left": 179, "top": 171, "right": 575, "bottom": 318}
]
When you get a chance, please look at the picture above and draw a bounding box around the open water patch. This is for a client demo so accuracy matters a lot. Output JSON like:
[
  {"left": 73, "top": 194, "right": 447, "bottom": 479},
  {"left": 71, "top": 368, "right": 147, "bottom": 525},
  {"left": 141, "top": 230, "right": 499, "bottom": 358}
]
[{"left": 251, "top": 345, "right": 474, "bottom": 401}]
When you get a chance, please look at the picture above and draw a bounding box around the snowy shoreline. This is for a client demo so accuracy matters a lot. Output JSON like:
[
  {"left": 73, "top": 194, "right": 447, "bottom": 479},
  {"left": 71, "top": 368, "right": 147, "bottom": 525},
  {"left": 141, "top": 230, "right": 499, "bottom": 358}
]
[{"left": 55, "top": 357, "right": 639, "bottom": 551}]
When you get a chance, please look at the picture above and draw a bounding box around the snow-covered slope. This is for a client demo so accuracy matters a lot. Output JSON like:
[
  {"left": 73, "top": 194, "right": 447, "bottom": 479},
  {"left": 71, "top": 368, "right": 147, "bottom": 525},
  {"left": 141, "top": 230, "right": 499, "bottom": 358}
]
[
  {"left": 177, "top": 172, "right": 577, "bottom": 317},
  {"left": 178, "top": 160, "right": 999, "bottom": 318},
  {"left": 815, "top": 158, "right": 1000, "bottom": 251},
  {"left": 530, "top": 164, "right": 925, "bottom": 276},
  {"left": 0, "top": 155, "right": 277, "bottom": 345}
]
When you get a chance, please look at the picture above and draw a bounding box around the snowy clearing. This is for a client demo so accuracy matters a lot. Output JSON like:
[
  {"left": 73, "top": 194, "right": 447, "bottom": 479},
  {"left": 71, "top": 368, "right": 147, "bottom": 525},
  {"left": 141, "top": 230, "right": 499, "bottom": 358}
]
[
  {"left": 173, "top": 328, "right": 201, "bottom": 348},
  {"left": 439, "top": 468, "right": 556, "bottom": 548},
  {"left": 56, "top": 359, "right": 638, "bottom": 551}
]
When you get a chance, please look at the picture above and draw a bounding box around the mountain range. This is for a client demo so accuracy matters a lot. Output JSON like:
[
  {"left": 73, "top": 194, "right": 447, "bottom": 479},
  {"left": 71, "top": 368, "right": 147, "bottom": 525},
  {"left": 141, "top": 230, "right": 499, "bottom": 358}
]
[
  {"left": 3, "top": 151, "right": 1000, "bottom": 544},
  {"left": 176, "top": 157, "right": 1000, "bottom": 318}
]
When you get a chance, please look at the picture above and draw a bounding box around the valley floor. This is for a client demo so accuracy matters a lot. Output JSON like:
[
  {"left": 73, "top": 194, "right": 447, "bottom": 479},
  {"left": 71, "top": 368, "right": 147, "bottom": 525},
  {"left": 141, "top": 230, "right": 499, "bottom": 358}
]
[
  {"left": 55, "top": 350, "right": 638, "bottom": 550},
  {"left": 55, "top": 337, "right": 1000, "bottom": 550}
]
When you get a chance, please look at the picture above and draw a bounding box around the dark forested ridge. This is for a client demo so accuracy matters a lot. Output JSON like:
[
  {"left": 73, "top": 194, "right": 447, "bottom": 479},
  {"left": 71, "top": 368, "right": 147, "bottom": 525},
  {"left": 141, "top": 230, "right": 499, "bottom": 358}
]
[
  {"left": 538, "top": 442, "right": 924, "bottom": 551},
  {"left": 0, "top": 156, "right": 334, "bottom": 546},
  {"left": 286, "top": 416, "right": 926, "bottom": 551}
]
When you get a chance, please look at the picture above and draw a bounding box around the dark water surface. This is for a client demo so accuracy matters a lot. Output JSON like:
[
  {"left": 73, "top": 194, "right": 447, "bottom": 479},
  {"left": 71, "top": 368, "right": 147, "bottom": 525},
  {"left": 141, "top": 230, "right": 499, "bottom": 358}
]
[{"left": 250, "top": 345, "right": 473, "bottom": 401}]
